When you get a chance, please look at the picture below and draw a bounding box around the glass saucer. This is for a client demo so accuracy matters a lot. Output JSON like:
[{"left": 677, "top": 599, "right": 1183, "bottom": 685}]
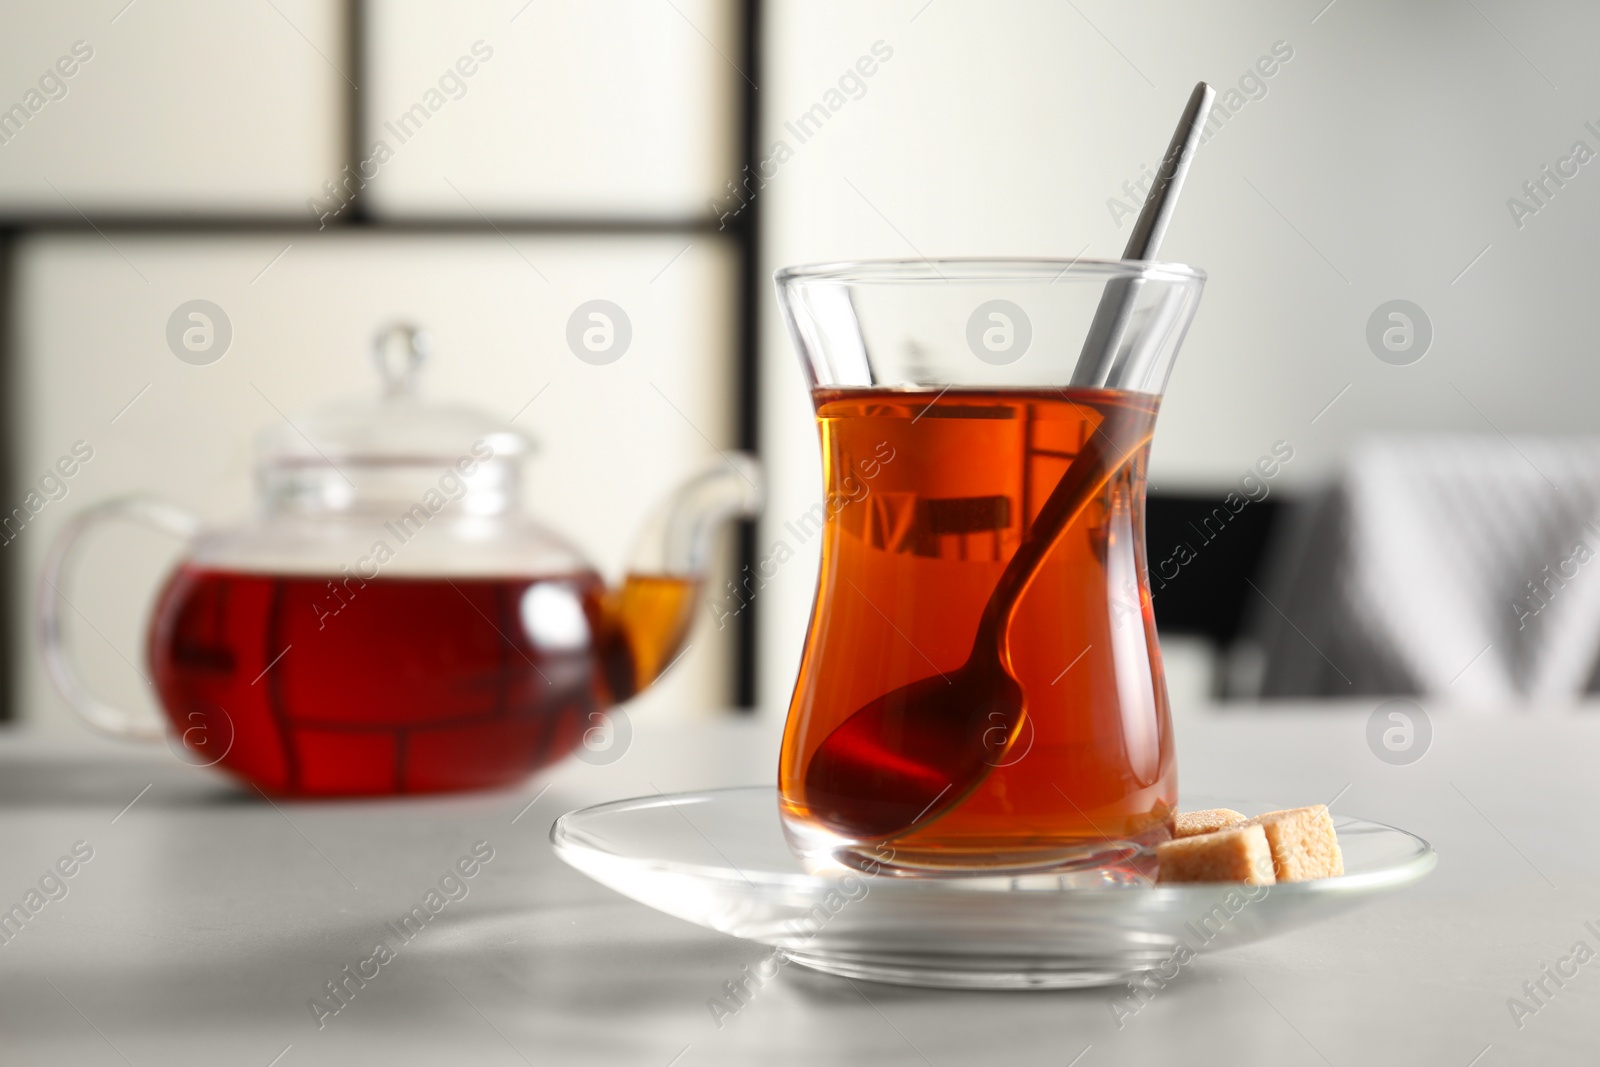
[{"left": 551, "top": 787, "right": 1436, "bottom": 990}]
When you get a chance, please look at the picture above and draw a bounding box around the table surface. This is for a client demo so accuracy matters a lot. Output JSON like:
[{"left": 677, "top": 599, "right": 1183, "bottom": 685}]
[{"left": 0, "top": 703, "right": 1595, "bottom": 1066}]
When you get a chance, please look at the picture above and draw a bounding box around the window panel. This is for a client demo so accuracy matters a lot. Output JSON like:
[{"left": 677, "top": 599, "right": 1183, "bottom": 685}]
[
  {"left": 362, "top": 0, "right": 741, "bottom": 219},
  {"left": 0, "top": 0, "right": 344, "bottom": 214}
]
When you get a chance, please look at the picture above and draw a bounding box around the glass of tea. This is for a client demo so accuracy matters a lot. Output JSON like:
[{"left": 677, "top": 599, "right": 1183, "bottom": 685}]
[
  {"left": 775, "top": 259, "right": 1205, "bottom": 872},
  {"left": 38, "top": 324, "right": 758, "bottom": 796}
]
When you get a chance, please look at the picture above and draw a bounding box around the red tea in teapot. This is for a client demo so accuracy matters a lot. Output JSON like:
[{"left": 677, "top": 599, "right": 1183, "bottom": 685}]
[{"left": 150, "top": 567, "right": 694, "bottom": 796}]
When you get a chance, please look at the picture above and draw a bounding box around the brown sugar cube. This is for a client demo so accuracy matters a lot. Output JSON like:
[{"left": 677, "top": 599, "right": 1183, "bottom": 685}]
[
  {"left": 1156, "top": 824, "right": 1276, "bottom": 885},
  {"left": 1245, "top": 805, "right": 1344, "bottom": 882},
  {"left": 1174, "top": 808, "right": 1248, "bottom": 838}
]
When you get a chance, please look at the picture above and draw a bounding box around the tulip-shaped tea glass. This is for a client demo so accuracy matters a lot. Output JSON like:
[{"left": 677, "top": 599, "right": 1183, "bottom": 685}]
[{"left": 776, "top": 259, "right": 1205, "bottom": 872}]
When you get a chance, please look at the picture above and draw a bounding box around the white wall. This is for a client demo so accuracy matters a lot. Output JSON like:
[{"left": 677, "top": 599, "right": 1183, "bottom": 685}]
[
  {"left": 757, "top": 0, "right": 1600, "bottom": 716},
  {"left": 364, "top": 0, "right": 739, "bottom": 219},
  {"left": 0, "top": 0, "right": 342, "bottom": 213}
]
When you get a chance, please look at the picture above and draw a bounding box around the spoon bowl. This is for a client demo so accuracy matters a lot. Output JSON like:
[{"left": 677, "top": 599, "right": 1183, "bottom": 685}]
[{"left": 803, "top": 657, "right": 1022, "bottom": 841}]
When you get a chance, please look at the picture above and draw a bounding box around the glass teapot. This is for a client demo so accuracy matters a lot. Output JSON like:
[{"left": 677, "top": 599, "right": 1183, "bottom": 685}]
[{"left": 39, "top": 324, "right": 760, "bottom": 796}]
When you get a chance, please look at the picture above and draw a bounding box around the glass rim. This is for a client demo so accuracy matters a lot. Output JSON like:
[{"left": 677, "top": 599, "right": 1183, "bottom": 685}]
[{"left": 774, "top": 256, "right": 1206, "bottom": 287}]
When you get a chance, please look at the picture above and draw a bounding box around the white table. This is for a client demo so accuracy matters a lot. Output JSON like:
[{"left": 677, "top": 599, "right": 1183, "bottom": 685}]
[{"left": 0, "top": 704, "right": 1595, "bottom": 1065}]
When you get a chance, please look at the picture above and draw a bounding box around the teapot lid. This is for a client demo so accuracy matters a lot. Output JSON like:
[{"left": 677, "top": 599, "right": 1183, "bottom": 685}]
[{"left": 256, "top": 323, "right": 530, "bottom": 468}]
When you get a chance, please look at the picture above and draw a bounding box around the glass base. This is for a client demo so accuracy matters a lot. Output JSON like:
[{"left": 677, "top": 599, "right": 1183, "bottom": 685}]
[
  {"left": 782, "top": 947, "right": 1156, "bottom": 990},
  {"left": 781, "top": 807, "right": 1169, "bottom": 880}
]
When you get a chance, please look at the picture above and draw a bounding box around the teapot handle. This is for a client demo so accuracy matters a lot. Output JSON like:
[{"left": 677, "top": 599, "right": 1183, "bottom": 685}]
[{"left": 38, "top": 496, "right": 202, "bottom": 742}]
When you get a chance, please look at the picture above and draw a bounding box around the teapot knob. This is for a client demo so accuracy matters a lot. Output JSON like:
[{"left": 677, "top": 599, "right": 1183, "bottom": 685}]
[{"left": 371, "top": 321, "right": 431, "bottom": 397}]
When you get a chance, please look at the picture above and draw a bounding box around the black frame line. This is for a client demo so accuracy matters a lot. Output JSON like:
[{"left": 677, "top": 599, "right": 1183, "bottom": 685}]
[
  {"left": 0, "top": 235, "right": 15, "bottom": 723},
  {"left": 0, "top": 216, "right": 730, "bottom": 235},
  {"left": 730, "top": 0, "right": 762, "bottom": 709}
]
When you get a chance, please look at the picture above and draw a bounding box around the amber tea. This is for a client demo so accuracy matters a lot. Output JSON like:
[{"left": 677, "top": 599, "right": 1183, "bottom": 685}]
[{"left": 779, "top": 386, "right": 1177, "bottom": 867}]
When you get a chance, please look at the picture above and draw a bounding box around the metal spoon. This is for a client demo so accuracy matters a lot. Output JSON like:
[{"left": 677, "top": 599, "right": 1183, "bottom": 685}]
[{"left": 801, "top": 82, "right": 1216, "bottom": 844}]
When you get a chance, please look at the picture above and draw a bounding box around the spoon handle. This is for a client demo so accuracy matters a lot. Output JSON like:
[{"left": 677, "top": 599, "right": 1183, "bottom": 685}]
[
  {"left": 1120, "top": 81, "right": 1215, "bottom": 261},
  {"left": 1070, "top": 81, "right": 1214, "bottom": 388},
  {"left": 973, "top": 399, "right": 1154, "bottom": 657}
]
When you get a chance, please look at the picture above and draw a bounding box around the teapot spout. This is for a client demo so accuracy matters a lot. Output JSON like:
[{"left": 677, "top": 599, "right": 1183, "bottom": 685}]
[{"left": 600, "top": 454, "right": 762, "bottom": 701}]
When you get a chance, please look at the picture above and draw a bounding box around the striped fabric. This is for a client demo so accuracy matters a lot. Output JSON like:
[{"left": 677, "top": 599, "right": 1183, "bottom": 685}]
[{"left": 1250, "top": 436, "right": 1600, "bottom": 701}]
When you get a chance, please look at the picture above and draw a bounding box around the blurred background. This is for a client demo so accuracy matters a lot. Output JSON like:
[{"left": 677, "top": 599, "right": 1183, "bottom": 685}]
[{"left": 5, "top": 0, "right": 1600, "bottom": 735}]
